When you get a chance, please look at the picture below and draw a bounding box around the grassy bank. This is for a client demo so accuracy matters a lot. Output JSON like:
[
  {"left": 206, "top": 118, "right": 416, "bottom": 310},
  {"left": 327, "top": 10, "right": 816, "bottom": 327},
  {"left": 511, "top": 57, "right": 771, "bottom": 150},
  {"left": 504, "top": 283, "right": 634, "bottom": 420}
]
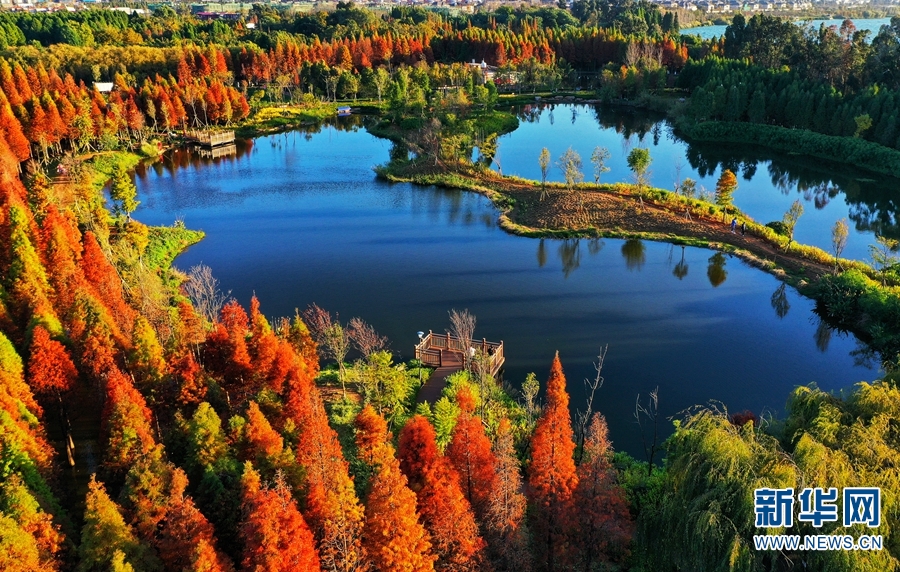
[
  {"left": 236, "top": 101, "right": 339, "bottom": 137},
  {"left": 145, "top": 225, "right": 205, "bottom": 274}
]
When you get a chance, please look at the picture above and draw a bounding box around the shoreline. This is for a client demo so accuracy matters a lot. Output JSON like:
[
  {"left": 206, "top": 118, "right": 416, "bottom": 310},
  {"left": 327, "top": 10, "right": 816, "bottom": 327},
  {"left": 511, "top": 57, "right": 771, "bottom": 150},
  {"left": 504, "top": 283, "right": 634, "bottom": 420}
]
[{"left": 375, "top": 161, "right": 870, "bottom": 289}]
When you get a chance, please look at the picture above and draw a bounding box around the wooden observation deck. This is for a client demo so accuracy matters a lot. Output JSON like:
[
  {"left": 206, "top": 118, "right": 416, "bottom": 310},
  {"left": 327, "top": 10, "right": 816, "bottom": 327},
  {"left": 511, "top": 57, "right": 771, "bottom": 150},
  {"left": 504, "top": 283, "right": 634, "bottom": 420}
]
[
  {"left": 184, "top": 129, "right": 235, "bottom": 147},
  {"left": 415, "top": 331, "right": 504, "bottom": 404}
]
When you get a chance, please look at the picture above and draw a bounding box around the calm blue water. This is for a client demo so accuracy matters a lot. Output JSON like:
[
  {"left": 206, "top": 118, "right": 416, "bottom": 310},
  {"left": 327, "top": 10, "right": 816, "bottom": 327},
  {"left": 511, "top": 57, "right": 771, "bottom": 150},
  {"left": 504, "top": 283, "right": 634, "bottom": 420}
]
[
  {"left": 133, "top": 121, "right": 877, "bottom": 456},
  {"left": 684, "top": 17, "right": 892, "bottom": 40},
  {"left": 492, "top": 104, "right": 900, "bottom": 262}
]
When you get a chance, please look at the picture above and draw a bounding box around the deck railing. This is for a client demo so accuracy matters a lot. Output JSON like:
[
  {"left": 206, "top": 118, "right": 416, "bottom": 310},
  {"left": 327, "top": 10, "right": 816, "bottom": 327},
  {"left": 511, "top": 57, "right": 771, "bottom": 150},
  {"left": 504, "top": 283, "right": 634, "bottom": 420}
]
[
  {"left": 415, "top": 330, "right": 504, "bottom": 376},
  {"left": 185, "top": 129, "right": 235, "bottom": 147}
]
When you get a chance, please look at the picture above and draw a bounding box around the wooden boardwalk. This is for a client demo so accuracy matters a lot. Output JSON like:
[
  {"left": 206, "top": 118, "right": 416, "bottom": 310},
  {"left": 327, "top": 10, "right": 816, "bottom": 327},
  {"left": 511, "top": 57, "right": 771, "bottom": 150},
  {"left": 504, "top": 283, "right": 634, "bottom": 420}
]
[{"left": 415, "top": 332, "right": 503, "bottom": 404}]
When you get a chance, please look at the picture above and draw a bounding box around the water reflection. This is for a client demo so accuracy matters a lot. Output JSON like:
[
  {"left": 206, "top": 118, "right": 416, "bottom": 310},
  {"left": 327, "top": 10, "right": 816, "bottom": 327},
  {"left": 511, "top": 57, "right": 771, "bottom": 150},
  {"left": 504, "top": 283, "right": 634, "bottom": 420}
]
[
  {"left": 622, "top": 239, "right": 646, "bottom": 271},
  {"left": 684, "top": 138, "right": 900, "bottom": 239},
  {"left": 814, "top": 317, "right": 833, "bottom": 353},
  {"left": 559, "top": 239, "right": 581, "bottom": 278},
  {"left": 771, "top": 284, "right": 790, "bottom": 318},
  {"left": 707, "top": 252, "right": 728, "bottom": 287},
  {"left": 133, "top": 125, "right": 879, "bottom": 457},
  {"left": 673, "top": 246, "right": 689, "bottom": 280},
  {"left": 498, "top": 103, "right": 900, "bottom": 260}
]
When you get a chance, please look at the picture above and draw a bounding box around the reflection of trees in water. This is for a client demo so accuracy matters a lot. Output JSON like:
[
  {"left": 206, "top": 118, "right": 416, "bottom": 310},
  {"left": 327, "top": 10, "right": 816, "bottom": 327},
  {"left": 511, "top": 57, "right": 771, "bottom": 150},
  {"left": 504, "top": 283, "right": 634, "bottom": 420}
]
[
  {"left": 559, "top": 239, "right": 581, "bottom": 278},
  {"left": 673, "top": 246, "right": 688, "bottom": 280},
  {"left": 137, "top": 115, "right": 371, "bottom": 181},
  {"left": 707, "top": 252, "right": 727, "bottom": 287},
  {"left": 516, "top": 104, "right": 543, "bottom": 124},
  {"left": 538, "top": 237, "right": 605, "bottom": 275},
  {"left": 138, "top": 138, "right": 256, "bottom": 179},
  {"left": 622, "top": 239, "right": 646, "bottom": 271},
  {"left": 587, "top": 238, "right": 604, "bottom": 255},
  {"left": 683, "top": 137, "right": 900, "bottom": 240},
  {"left": 590, "top": 105, "right": 658, "bottom": 142},
  {"left": 537, "top": 239, "right": 547, "bottom": 267},
  {"left": 770, "top": 283, "right": 790, "bottom": 318},
  {"left": 813, "top": 316, "right": 832, "bottom": 352}
]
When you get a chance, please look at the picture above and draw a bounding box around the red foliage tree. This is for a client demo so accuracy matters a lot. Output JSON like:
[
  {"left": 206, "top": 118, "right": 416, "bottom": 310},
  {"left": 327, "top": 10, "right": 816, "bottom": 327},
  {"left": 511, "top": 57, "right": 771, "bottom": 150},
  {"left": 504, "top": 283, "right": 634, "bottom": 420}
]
[
  {"left": 27, "top": 325, "right": 77, "bottom": 397},
  {"left": 485, "top": 418, "right": 531, "bottom": 571},
  {"left": 172, "top": 350, "right": 206, "bottom": 407},
  {"left": 294, "top": 389, "right": 364, "bottom": 572},
  {"left": 398, "top": 415, "right": 485, "bottom": 571},
  {"left": 240, "top": 463, "right": 321, "bottom": 572},
  {"left": 80, "top": 231, "right": 134, "bottom": 341},
  {"left": 355, "top": 405, "right": 435, "bottom": 572},
  {"left": 202, "top": 300, "right": 255, "bottom": 405},
  {"left": 570, "top": 413, "right": 633, "bottom": 569},
  {"left": 102, "top": 367, "right": 156, "bottom": 476},
  {"left": 445, "top": 386, "right": 497, "bottom": 524},
  {"left": 528, "top": 353, "right": 578, "bottom": 572},
  {"left": 158, "top": 468, "right": 235, "bottom": 572}
]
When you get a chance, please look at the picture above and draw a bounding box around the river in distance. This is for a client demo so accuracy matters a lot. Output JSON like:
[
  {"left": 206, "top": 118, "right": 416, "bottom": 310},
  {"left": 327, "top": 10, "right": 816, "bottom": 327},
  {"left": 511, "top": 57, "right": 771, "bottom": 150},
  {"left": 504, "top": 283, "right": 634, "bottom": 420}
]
[
  {"left": 684, "top": 17, "right": 892, "bottom": 40},
  {"left": 133, "top": 117, "right": 878, "bottom": 456}
]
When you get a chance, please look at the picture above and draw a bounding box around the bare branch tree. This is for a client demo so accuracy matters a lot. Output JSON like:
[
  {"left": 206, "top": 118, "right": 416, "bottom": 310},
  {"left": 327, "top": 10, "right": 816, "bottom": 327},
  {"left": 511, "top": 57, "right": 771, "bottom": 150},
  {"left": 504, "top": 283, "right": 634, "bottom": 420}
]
[
  {"left": 348, "top": 317, "right": 389, "bottom": 358},
  {"left": 576, "top": 344, "right": 608, "bottom": 463},
  {"left": 183, "top": 263, "right": 230, "bottom": 324},
  {"left": 448, "top": 308, "right": 476, "bottom": 370},
  {"left": 302, "top": 303, "right": 333, "bottom": 349},
  {"left": 324, "top": 322, "right": 351, "bottom": 398},
  {"left": 635, "top": 387, "right": 660, "bottom": 476},
  {"left": 303, "top": 304, "right": 352, "bottom": 398}
]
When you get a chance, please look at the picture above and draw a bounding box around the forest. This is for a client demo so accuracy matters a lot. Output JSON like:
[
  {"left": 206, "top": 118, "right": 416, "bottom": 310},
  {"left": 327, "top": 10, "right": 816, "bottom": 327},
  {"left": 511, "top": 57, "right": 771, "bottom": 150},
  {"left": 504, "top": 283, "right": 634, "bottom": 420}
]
[{"left": 2, "top": 3, "right": 900, "bottom": 571}]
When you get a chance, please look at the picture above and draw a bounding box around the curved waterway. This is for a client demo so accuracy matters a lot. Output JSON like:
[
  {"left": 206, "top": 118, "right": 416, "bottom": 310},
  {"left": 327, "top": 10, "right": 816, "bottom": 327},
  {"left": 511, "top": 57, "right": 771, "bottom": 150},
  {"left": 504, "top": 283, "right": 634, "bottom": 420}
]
[
  {"left": 134, "top": 120, "right": 877, "bottom": 456},
  {"left": 493, "top": 103, "right": 900, "bottom": 262}
]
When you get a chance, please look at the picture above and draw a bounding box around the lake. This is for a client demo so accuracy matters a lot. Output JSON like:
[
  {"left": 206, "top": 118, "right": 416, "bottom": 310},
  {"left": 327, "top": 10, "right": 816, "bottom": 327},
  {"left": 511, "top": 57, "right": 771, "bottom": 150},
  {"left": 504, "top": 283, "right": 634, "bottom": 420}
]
[
  {"left": 492, "top": 103, "right": 900, "bottom": 262},
  {"left": 133, "top": 118, "right": 877, "bottom": 456},
  {"left": 684, "top": 17, "right": 892, "bottom": 40}
]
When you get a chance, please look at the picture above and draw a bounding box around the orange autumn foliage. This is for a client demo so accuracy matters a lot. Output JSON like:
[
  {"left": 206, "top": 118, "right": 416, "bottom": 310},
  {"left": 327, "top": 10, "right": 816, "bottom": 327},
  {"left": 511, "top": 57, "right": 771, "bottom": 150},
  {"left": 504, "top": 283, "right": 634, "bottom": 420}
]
[
  {"left": 245, "top": 401, "right": 284, "bottom": 459},
  {"left": 571, "top": 413, "right": 633, "bottom": 568},
  {"left": 398, "top": 415, "right": 485, "bottom": 571},
  {"left": 294, "top": 390, "right": 364, "bottom": 572},
  {"left": 485, "top": 418, "right": 531, "bottom": 572},
  {"left": 27, "top": 325, "right": 77, "bottom": 396},
  {"left": 445, "top": 386, "right": 497, "bottom": 523},
  {"left": 528, "top": 353, "right": 578, "bottom": 572},
  {"left": 354, "top": 403, "right": 390, "bottom": 466},
  {"left": 240, "top": 463, "right": 321, "bottom": 572},
  {"left": 80, "top": 231, "right": 134, "bottom": 341},
  {"left": 172, "top": 350, "right": 206, "bottom": 407},
  {"left": 102, "top": 367, "right": 156, "bottom": 475},
  {"left": 355, "top": 406, "right": 435, "bottom": 572},
  {"left": 157, "top": 468, "right": 235, "bottom": 572}
]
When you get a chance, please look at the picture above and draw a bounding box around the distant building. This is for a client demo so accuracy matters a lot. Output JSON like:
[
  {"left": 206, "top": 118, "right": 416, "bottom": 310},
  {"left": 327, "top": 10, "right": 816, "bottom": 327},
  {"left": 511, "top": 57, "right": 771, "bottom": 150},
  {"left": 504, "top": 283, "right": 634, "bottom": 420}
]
[{"left": 93, "top": 82, "right": 114, "bottom": 93}]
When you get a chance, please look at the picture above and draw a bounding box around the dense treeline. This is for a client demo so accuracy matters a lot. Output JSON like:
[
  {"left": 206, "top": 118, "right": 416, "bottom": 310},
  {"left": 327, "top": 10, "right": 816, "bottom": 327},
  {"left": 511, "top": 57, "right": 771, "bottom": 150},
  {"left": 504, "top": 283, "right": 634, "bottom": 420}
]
[
  {"left": 4, "top": 4, "right": 900, "bottom": 571},
  {"left": 677, "top": 15, "right": 900, "bottom": 162},
  {"left": 0, "top": 55, "right": 248, "bottom": 163}
]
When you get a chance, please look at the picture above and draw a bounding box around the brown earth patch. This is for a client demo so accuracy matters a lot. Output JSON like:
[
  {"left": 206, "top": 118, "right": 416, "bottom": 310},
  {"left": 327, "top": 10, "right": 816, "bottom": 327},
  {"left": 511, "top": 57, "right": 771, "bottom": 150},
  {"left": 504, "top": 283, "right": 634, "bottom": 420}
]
[{"left": 505, "top": 185, "right": 833, "bottom": 281}]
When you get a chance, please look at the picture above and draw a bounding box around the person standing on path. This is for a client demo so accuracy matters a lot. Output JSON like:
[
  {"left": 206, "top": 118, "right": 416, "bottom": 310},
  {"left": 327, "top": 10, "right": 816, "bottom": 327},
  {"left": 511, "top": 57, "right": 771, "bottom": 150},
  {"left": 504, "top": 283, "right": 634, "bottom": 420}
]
[
  {"left": 741, "top": 222, "right": 746, "bottom": 236},
  {"left": 731, "top": 218, "right": 737, "bottom": 233}
]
